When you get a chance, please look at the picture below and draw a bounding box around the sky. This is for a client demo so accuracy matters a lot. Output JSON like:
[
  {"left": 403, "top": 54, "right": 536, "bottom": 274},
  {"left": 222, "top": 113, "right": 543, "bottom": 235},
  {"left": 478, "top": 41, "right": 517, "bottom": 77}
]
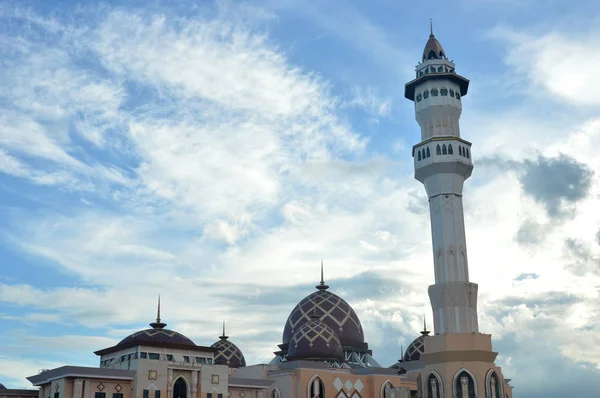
[{"left": 0, "top": 0, "right": 600, "bottom": 396}]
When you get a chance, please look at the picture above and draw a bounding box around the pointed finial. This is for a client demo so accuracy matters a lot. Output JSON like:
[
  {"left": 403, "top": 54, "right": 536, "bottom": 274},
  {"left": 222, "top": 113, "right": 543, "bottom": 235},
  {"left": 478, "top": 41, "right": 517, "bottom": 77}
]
[
  {"left": 219, "top": 321, "right": 229, "bottom": 340},
  {"left": 157, "top": 294, "right": 161, "bottom": 323},
  {"left": 421, "top": 315, "right": 430, "bottom": 336},
  {"left": 149, "top": 295, "right": 167, "bottom": 329},
  {"left": 430, "top": 18, "right": 433, "bottom": 36},
  {"left": 316, "top": 260, "right": 329, "bottom": 290},
  {"left": 399, "top": 343, "right": 404, "bottom": 362}
]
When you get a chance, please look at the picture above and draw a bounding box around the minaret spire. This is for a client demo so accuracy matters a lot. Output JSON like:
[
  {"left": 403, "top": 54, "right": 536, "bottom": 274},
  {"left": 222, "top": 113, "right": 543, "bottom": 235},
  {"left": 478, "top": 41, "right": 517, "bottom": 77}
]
[
  {"left": 149, "top": 295, "right": 167, "bottom": 329},
  {"left": 316, "top": 260, "right": 329, "bottom": 290}
]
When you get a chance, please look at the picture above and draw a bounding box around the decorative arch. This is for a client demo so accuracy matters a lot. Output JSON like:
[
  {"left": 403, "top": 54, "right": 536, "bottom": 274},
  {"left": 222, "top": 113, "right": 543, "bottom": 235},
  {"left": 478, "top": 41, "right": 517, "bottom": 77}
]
[
  {"left": 423, "top": 90, "right": 430, "bottom": 99},
  {"left": 380, "top": 380, "right": 394, "bottom": 398},
  {"left": 418, "top": 151, "right": 422, "bottom": 161},
  {"left": 448, "top": 144, "right": 454, "bottom": 155},
  {"left": 452, "top": 368, "right": 477, "bottom": 398},
  {"left": 172, "top": 377, "right": 188, "bottom": 398},
  {"left": 442, "top": 144, "right": 447, "bottom": 155},
  {"left": 485, "top": 369, "right": 503, "bottom": 398},
  {"left": 436, "top": 145, "right": 441, "bottom": 155},
  {"left": 466, "top": 148, "right": 470, "bottom": 158},
  {"left": 426, "top": 147, "right": 431, "bottom": 157},
  {"left": 271, "top": 388, "right": 282, "bottom": 398},
  {"left": 447, "top": 246, "right": 457, "bottom": 282},
  {"left": 427, "top": 370, "right": 444, "bottom": 398},
  {"left": 307, "top": 375, "right": 325, "bottom": 398}
]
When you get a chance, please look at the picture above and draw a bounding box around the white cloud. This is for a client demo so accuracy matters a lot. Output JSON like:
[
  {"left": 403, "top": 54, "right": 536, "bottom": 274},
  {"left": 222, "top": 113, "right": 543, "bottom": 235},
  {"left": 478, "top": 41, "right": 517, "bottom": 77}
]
[{"left": 491, "top": 27, "right": 600, "bottom": 105}]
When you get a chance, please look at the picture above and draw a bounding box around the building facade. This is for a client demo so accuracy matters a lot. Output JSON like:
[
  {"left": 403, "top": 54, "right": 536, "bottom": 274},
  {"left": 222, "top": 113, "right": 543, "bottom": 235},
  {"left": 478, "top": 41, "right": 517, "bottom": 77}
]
[{"left": 3, "top": 29, "right": 513, "bottom": 398}]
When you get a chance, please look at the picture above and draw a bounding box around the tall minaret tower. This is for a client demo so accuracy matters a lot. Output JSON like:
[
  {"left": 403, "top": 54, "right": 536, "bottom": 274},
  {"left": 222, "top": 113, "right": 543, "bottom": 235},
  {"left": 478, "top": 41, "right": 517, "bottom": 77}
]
[
  {"left": 404, "top": 25, "right": 513, "bottom": 398},
  {"left": 406, "top": 23, "right": 476, "bottom": 336}
]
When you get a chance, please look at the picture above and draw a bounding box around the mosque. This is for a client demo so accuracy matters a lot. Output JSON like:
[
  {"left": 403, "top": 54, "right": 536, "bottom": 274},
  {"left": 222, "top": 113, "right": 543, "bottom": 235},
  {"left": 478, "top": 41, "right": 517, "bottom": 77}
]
[{"left": 2, "top": 29, "right": 514, "bottom": 398}]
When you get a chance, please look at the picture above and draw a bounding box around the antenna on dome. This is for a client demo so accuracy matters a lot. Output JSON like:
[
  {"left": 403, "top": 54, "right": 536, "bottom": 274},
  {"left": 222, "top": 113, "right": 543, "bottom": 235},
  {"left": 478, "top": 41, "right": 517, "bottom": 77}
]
[
  {"left": 149, "top": 295, "right": 167, "bottom": 329},
  {"left": 220, "top": 321, "right": 229, "bottom": 340},
  {"left": 316, "top": 260, "right": 329, "bottom": 290}
]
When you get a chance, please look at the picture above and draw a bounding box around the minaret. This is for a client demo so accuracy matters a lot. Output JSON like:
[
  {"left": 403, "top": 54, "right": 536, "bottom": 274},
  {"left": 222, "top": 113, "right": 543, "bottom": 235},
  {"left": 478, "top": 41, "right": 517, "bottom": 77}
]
[
  {"left": 404, "top": 25, "right": 513, "bottom": 398},
  {"left": 405, "top": 24, "right": 477, "bottom": 336}
]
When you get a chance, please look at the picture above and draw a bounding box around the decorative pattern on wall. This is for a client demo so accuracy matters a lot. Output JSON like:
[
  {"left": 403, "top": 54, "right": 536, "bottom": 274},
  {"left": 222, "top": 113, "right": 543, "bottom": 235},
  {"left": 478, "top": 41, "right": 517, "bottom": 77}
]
[{"left": 333, "top": 378, "right": 364, "bottom": 395}]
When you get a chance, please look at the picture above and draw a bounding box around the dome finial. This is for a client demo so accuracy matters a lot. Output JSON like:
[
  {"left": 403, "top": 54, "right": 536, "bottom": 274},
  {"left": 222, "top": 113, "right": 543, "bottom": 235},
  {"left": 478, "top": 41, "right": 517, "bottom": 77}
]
[
  {"left": 421, "top": 315, "right": 430, "bottom": 336},
  {"left": 220, "top": 321, "right": 229, "bottom": 340},
  {"left": 316, "top": 260, "right": 329, "bottom": 290},
  {"left": 430, "top": 18, "right": 434, "bottom": 37},
  {"left": 149, "top": 295, "right": 167, "bottom": 329}
]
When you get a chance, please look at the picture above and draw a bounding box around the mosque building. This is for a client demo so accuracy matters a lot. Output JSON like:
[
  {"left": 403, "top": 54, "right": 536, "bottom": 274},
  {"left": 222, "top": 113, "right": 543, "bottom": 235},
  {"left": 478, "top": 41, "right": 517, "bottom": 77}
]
[{"left": 3, "top": 28, "right": 513, "bottom": 398}]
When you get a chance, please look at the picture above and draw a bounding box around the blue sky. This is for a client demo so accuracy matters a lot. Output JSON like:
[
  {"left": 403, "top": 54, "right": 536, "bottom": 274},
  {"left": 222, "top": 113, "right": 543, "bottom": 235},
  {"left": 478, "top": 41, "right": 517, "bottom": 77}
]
[{"left": 1, "top": 0, "right": 600, "bottom": 396}]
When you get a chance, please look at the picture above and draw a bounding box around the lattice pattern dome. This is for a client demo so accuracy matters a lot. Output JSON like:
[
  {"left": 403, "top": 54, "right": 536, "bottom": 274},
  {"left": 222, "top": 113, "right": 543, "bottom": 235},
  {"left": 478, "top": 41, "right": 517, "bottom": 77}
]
[
  {"left": 211, "top": 332, "right": 246, "bottom": 368},
  {"left": 287, "top": 317, "right": 343, "bottom": 361},
  {"left": 404, "top": 329, "right": 430, "bottom": 362},
  {"left": 118, "top": 327, "right": 196, "bottom": 347},
  {"left": 283, "top": 286, "right": 364, "bottom": 348}
]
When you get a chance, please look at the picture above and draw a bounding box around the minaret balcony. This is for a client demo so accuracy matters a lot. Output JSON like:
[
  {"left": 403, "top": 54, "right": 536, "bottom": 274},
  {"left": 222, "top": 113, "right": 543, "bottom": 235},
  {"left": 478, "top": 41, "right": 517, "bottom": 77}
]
[{"left": 413, "top": 137, "right": 473, "bottom": 184}]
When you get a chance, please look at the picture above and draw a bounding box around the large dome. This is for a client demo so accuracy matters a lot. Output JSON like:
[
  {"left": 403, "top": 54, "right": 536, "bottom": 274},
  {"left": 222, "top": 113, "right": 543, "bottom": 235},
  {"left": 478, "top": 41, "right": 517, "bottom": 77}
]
[
  {"left": 118, "top": 327, "right": 196, "bottom": 348},
  {"left": 283, "top": 280, "right": 365, "bottom": 348},
  {"left": 211, "top": 326, "right": 246, "bottom": 368},
  {"left": 287, "top": 316, "right": 343, "bottom": 362},
  {"left": 118, "top": 297, "right": 196, "bottom": 348}
]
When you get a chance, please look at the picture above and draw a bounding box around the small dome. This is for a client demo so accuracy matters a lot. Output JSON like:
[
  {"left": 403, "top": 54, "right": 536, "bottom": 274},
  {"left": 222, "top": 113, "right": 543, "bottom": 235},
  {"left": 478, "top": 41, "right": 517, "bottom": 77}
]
[
  {"left": 211, "top": 327, "right": 246, "bottom": 368},
  {"left": 422, "top": 34, "right": 446, "bottom": 62},
  {"left": 283, "top": 278, "right": 365, "bottom": 348},
  {"left": 0, "top": 383, "right": 6, "bottom": 390},
  {"left": 404, "top": 328, "right": 430, "bottom": 362},
  {"left": 287, "top": 316, "right": 343, "bottom": 362}
]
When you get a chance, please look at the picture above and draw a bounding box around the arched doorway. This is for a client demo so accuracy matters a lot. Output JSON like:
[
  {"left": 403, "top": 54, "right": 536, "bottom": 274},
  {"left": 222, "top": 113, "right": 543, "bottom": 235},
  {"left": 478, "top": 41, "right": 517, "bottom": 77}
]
[{"left": 173, "top": 378, "right": 187, "bottom": 398}]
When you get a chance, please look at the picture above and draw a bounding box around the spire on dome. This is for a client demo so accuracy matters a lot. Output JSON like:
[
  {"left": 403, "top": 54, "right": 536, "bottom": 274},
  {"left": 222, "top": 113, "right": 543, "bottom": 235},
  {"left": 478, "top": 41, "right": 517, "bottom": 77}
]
[
  {"left": 220, "top": 321, "right": 229, "bottom": 340},
  {"left": 420, "top": 316, "right": 430, "bottom": 336},
  {"left": 430, "top": 18, "right": 433, "bottom": 36},
  {"left": 316, "top": 260, "right": 329, "bottom": 290},
  {"left": 149, "top": 295, "right": 167, "bottom": 329}
]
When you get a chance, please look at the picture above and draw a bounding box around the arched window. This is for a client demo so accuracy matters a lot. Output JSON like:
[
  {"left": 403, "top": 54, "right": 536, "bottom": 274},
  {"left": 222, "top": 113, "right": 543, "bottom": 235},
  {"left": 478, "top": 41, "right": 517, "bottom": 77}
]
[
  {"left": 440, "top": 87, "right": 448, "bottom": 96},
  {"left": 423, "top": 90, "right": 430, "bottom": 99},
  {"left": 427, "top": 50, "right": 437, "bottom": 60},
  {"left": 436, "top": 145, "right": 441, "bottom": 155},
  {"left": 381, "top": 381, "right": 394, "bottom": 398},
  {"left": 449, "top": 89, "right": 455, "bottom": 97},
  {"left": 431, "top": 88, "right": 439, "bottom": 96},
  {"left": 418, "top": 151, "right": 422, "bottom": 161},
  {"left": 486, "top": 370, "right": 502, "bottom": 398},
  {"left": 426, "top": 147, "right": 431, "bottom": 157},
  {"left": 456, "top": 92, "right": 461, "bottom": 100},
  {"left": 417, "top": 93, "right": 422, "bottom": 102},
  {"left": 427, "top": 373, "right": 442, "bottom": 398},
  {"left": 272, "top": 389, "right": 282, "bottom": 398},
  {"left": 459, "top": 146, "right": 464, "bottom": 156},
  {"left": 466, "top": 148, "right": 470, "bottom": 158},
  {"left": 442, "top": 144, "right": 447, "bottom": 155},
  {"left": 454, "top": 370, "right": 476, "bottom": 398},
  {"left": 308, "top": 376, "right": 325, "bottom": 398},
  {"left": 421, "top": 149, "right": 426, "bottom": 159},
  {"left": 448, "top": 144, "right": 453, "bottom": 155}
]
